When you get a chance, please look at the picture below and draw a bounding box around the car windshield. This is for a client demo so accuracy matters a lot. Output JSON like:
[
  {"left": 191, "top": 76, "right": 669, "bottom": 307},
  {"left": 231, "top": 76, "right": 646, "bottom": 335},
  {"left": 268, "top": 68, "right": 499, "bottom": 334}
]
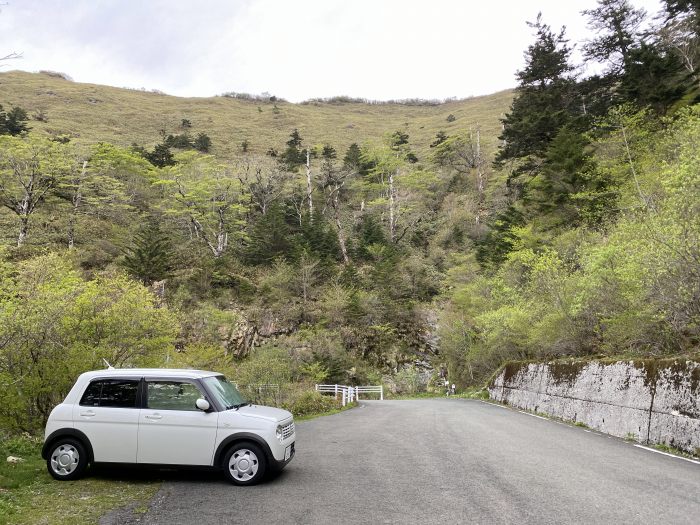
[{"left": 202, "top": 375, "right": 248, "bottom": 410}]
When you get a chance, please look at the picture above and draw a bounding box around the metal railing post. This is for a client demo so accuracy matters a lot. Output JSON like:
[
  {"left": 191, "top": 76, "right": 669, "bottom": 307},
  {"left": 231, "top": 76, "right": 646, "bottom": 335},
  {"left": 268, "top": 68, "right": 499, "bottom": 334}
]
[
  {"left": 335, "top": 384, "right": 338, "bottom": 400},
  {"left": 380, "top": 385, "right": 384, "bottom": 400}
]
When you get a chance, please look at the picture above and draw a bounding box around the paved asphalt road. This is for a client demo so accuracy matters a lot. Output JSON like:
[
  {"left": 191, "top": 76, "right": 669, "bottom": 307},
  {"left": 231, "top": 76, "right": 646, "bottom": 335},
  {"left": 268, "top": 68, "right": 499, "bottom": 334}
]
[{"left": 102, "top": 399, "right": 700, "bottom": 525}]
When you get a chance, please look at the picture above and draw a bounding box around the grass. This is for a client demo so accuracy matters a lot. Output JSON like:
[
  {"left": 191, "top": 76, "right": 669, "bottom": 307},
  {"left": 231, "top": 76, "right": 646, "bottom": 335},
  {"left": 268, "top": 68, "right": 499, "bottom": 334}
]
[
  {"left": 385, "top": 387, "right": 490, "bottom": 400},
  {"left": 294, "top": 401, "right": 357, "bottom": 422},
  {"left": 651, "top": 443, "right": 700, "bottom": 460},
  {"left": 0, "top": 71, "right": 512, "bottom": 160},
  {"left": 0, "top": 435, "right": 159, "bottom": 525}
]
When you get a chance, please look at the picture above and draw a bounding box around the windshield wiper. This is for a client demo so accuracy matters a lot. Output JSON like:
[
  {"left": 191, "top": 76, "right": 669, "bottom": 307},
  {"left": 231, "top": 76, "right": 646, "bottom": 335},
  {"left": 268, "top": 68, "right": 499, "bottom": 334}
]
[{"left": 232, "top": 402, "right": 249, "bottom": 410}]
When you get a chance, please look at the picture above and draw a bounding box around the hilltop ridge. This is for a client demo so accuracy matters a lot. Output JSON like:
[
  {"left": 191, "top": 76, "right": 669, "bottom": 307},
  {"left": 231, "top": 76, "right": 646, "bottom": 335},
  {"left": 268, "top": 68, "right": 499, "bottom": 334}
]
[{"left": 0, "top": 70, "right": 512, "bottom": 159}]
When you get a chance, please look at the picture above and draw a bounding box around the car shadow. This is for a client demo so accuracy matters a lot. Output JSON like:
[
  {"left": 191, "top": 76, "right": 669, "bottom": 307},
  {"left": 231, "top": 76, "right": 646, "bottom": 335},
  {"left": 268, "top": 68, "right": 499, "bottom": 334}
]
[{"left": 85, "top": 464, "right": 291, "bottom": 486}]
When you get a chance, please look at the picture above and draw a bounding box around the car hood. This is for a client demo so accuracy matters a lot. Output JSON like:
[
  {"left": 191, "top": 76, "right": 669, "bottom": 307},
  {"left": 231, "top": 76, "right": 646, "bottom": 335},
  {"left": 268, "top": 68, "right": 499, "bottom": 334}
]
[{"left": 229, "top": 404, "right": 293, "bottom": 423}]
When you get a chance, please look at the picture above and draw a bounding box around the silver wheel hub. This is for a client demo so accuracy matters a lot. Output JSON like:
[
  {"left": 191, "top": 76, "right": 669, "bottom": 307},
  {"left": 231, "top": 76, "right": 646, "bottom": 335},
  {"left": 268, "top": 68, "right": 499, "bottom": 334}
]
[
  {"left": 50, "top": 444, "right": 79, "bottom": 475},
  {"left": 229, "top": 448, "right": 259, "bottom": 482}
]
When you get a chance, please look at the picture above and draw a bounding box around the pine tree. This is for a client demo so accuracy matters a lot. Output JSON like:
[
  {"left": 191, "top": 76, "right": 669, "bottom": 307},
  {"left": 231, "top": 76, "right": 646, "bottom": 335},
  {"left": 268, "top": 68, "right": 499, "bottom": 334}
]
[
  {"left": 122, "top": 220, "right": 173, "bottom": 284},
  {"left": 0, "top": 105, "right": 30, "bottom": 136},
  {"left": 280, "top": 129, "right": 306, "bottom": 169},
  {"left": 620, "top": 42, "right": 695, "bottom": 113},
  {"left": 194, "top": 132, "right": 212, "bottom": 153},
  {"left": 495, "top": 14, "right": 580, "bottom": 180},
  {"left": 343, "top": 143, "right": 362, "bottom": 171},
  {"left": 583, "top": 0, "right": 646, "bottom": 75},
  {"left": 145, "top": 143, "right": 175, "bottom": 167}
]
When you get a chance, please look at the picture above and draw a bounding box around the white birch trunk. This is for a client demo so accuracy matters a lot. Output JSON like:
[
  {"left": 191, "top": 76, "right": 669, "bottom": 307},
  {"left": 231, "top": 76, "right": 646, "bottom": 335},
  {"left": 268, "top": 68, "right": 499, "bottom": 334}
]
[{"left": 306, "top": 149, "right": 313, "bottom": 219}]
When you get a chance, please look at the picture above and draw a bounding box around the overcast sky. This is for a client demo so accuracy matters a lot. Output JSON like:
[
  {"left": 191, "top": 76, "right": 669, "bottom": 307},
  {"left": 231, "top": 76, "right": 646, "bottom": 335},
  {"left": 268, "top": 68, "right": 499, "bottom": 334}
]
[{"left": 0, "top": 0, "right": 662, "bottom": 102}]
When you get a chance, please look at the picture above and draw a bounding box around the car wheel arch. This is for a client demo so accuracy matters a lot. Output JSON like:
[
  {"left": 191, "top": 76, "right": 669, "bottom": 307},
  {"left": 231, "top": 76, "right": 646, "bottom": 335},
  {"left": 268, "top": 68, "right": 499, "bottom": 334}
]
[
  {"left": 214, "top": 432, "right": 274, "bottom": 467},
  {"left": 42, "top": 428, "right": 94, "bottom": 463}
]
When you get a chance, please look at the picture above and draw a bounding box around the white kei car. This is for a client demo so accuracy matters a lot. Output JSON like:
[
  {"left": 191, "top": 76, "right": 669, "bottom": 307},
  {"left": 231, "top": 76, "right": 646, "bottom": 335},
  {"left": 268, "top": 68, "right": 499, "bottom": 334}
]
[{"left": 42, "top": 369, "right": 295, "bottom": 485}]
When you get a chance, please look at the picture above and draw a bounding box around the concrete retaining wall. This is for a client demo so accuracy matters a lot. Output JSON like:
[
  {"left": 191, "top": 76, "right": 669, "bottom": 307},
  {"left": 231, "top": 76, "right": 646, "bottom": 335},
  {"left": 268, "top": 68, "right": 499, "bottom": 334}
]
[{"left": 488, "top": 359, "right": 700, "bottom": 454}]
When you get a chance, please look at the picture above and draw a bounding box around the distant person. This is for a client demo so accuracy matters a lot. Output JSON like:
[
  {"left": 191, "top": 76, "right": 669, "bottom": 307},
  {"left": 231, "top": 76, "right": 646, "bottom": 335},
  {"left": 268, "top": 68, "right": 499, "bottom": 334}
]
[
  {"left": 451, "top": 383, "right": 456, "bottom": 395},
  {"left": 444, "top": 378, "right": 450, "bottom": 396}
]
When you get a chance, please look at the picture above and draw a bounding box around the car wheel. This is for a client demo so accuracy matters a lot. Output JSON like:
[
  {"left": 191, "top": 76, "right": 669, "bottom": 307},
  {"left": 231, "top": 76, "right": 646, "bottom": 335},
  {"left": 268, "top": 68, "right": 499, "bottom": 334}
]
[
  {"left": 223, "top": 442, "right": 266, "bottom": 485},
  {"left": 47, "top": 438, "right": 88, "bottom": 480}
]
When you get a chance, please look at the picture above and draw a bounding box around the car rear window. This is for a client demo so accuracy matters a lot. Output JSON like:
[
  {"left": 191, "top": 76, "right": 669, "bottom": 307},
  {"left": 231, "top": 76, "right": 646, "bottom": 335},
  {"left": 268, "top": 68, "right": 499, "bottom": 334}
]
[{"left": 79, "top": 379, "right": 139, "bottom": 408}]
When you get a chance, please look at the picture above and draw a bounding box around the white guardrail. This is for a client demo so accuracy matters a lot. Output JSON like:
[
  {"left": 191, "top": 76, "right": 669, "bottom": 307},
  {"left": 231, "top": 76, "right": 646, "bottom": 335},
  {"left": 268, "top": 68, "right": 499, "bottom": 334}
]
[{"left": 315, "top": 384, "right": 384, "bottom": 406}]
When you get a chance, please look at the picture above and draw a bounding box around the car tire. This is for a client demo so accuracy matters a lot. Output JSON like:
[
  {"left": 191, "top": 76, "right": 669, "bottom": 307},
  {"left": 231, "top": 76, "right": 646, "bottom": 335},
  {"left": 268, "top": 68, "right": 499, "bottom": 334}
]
[
  {"left": 46, "top": 438, "right": 88, "bottom": 480},
  {"left": 223, "top": 442, "right": 267, "bottom": 486}
]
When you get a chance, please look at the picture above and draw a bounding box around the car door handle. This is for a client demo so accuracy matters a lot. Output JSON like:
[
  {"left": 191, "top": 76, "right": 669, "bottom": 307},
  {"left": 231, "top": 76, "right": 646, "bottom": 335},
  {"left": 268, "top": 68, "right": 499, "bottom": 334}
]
[
  {"left": 79, "top": 410, "right": 96, "bottom": 417},
  {"left": 145, "top": 414, "right": 162, "bottom": 420}
]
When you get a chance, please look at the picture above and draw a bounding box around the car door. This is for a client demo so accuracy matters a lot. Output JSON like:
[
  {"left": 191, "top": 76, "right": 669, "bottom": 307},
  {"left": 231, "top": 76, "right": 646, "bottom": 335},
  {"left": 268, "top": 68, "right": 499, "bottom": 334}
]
[
  {"left": 137, "top": 378, "right": 218, "bottom": 466},
  {"left": 72, "top": 378, "right": 140, "bottom": 463}
]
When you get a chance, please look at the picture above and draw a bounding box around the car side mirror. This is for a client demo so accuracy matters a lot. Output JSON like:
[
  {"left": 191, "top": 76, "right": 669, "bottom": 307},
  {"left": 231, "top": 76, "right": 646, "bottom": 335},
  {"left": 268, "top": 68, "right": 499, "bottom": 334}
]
[{"left": 196, "top": 398, "right": 210, "bottom": 411}]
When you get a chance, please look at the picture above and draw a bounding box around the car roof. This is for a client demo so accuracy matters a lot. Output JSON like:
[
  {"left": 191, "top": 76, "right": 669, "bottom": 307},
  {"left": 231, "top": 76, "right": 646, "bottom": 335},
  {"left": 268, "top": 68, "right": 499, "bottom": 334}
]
[{"left": 78, "top": 368, "right": 221, "bottom": 380}]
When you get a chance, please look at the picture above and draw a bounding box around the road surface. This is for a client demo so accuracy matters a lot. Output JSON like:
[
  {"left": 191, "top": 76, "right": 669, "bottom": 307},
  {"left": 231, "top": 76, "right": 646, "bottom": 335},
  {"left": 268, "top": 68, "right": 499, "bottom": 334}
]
[{"left": 101, "top": 399, "right": 700, "bottom": 524}]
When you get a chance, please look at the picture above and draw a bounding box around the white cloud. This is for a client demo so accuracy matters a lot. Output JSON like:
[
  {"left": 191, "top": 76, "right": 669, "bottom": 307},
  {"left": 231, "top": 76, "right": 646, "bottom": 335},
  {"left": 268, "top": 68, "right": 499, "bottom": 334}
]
[{"left": 0, "top": 0, "right": 663, "bottom": 101}]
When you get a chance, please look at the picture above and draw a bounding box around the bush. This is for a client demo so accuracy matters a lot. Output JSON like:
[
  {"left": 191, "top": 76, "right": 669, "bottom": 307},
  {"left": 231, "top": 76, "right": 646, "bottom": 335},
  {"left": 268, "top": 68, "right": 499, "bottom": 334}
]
[{"left": 282, "top": 390, "right": 339, "bottom": 417}]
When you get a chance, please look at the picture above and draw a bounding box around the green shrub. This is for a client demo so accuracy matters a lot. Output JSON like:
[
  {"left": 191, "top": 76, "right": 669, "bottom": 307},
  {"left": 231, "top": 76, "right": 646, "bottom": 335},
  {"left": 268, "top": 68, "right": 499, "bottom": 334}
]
[{"left": 283, "top": 390, "right": 339, "bottom": 417}]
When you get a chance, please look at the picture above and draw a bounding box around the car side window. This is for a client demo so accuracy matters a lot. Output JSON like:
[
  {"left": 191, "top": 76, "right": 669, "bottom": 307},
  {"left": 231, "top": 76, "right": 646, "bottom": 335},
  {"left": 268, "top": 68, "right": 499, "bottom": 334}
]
[
  {"left": 79, "top": 379, "right": 139, "bottom": 408},
  {"left": 146, "top": 381, "right": 203, "bottom": 411}
]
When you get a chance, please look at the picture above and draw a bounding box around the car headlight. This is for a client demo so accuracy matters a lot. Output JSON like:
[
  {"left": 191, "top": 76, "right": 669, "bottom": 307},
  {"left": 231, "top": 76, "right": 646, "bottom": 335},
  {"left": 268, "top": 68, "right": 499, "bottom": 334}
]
[{"left": 276, "top": 424, "right": 283, "bottom": 442}]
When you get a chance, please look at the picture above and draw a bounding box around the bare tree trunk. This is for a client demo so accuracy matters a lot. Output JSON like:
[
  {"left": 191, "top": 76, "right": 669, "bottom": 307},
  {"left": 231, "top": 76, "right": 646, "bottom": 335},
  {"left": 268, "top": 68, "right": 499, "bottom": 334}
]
[
  {"left": 212, "top": 208, "right": 228, "bottom": 257},
  {"left": 306, "top": 149, "right": 313, "bottom": 219},
  {"left": 17, "top": 214, "right": 28, "bottom": 247},
  {"left": 388, "top": 169, "right": 396, "bottom": 242}
]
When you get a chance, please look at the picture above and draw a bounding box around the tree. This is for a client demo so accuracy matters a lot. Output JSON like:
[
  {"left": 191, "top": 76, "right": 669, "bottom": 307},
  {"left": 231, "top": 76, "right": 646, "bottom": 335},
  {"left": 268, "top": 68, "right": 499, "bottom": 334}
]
[
  {"left": 0, "top": 254, "right": 178, "bottom": 432},
  {"left": 122, "top": 219, "right": 173, "bottom": 284},
  {"left": 0, "top": 105, "right": 30, "bottom": 136},
  {"left": 160, "top": 153, "right": 246, "bottom": 257},
  {"left": 619, "top": 41, "right": 695, "bottom": 113},
  {"left": 144, "top": 143, "right": 175, "bottom": 167},
  {"left": 58, "top": 145, "right": 133, "bottom": 249},
  {"left": 430, "top": 131, "right": 448, "bottom": 148},
  {"left": 434, "top": 128, "right": 488, "bottom": 224},
  {"left": 280, "top": 128, "right": 306, "bottom": 169},
  {"left": 319, "top": 144, "right": 353, "bottom": 264},
  {"left": 0, "top": 135, "right": 72, "bottom": 245},
  {"left": 343, "top": 143, "right": 362, "bottom": 171},
  {"left": 526, "top": 126, "right": 606, "bottom": 227},
  {"left": 495, "top": 14, "right": 580, "bottom": 183},
  {"left": 237, "top": 156, "right": 288, "bottom": 216},
  {"left": 194, "top": 132, "right": 212, "bottom": 153},
  {"left": 582, "top": 0, "right": 646, "bottom": 75}
]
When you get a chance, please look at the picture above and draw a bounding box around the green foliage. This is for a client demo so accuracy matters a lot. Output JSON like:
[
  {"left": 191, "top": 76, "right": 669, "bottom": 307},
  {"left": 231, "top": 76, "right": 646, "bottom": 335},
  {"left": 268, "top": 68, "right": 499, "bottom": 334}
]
[
  {"left": 394, "top": 366, "right": 424, "bottom": 394},
  {"left": 122, "top": 219, "right": 173, "bottom": 284},
  {"left": 280, "top": 128, "right": 306, "bottom": 169},
  {"left": 282, "top": 390, "right": 338, "bottom": 417},
  {"left": 443, "top": 106, "right": 700, "bottom": 386},
  {"left": 0, "top": 104, "right": 30, "bottom": 135},
  {"left": 144, "top": 142, "right": 175, "bottom": 167},
  {"left": 194, "top": 132, "right": 212, "bottom": 153},
  {"left": 495, "top": 14, "right": 581, "bottom": 181},
  {"left": 0, "top": 254, "right": 178, "bottom": 432}
]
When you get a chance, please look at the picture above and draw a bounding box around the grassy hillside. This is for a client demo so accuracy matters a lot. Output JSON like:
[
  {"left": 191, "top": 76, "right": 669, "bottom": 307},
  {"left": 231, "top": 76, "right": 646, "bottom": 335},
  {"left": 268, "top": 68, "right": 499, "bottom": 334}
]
[{"left": 0, "top": 70, "right": 512, "bottom": 158}]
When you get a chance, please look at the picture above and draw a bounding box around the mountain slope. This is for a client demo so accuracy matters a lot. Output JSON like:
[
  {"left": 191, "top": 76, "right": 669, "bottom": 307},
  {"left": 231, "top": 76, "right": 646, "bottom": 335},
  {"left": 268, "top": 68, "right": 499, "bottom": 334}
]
[{"left": 0, "top": 71, "right": 512, "bottom": 158}]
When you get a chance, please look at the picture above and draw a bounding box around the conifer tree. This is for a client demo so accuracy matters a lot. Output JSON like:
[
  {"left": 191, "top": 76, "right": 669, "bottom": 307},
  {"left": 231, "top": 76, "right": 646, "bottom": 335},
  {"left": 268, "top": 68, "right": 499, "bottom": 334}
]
[
  {"left": 122, "top": 220, "right": 173, "bottom": 284},
  {"left": 495, "top": 14, "right": 580, "bottom": 180}
]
